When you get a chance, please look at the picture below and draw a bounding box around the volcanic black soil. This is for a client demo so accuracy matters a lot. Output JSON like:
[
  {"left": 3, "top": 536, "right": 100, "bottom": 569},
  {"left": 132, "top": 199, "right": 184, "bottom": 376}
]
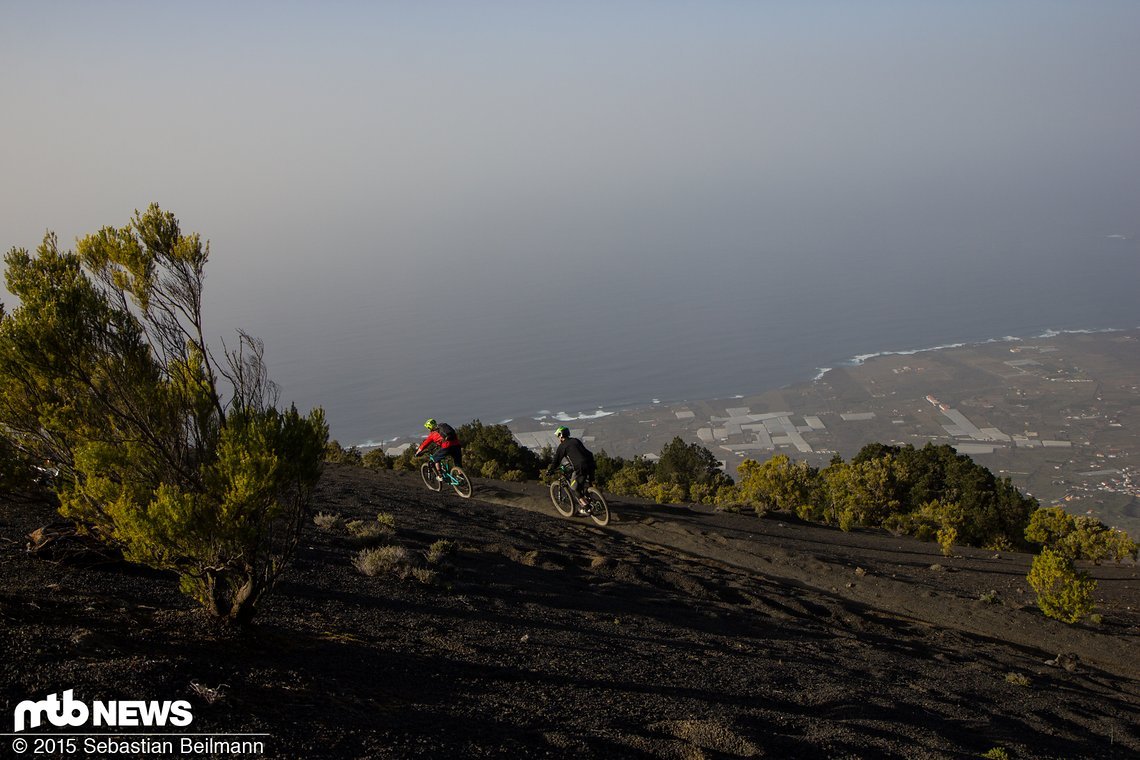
[{"left": 3, "top": 464, "right": 1139, "bottom": 758}]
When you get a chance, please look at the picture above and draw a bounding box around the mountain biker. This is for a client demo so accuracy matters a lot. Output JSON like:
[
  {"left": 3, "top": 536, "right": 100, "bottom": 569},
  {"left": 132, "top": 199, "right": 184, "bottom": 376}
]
[
  {"left": 416, "top": 419, "right": 462, "bottom": 478},
  {"left": 546, "top": 426, "right": 596, "bottom": 509}
]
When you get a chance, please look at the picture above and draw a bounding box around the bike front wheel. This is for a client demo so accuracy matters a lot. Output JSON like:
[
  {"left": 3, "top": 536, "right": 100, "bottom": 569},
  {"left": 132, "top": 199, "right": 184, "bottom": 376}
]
[
  {"left": 450, "top": 466, "right": 472, "bottom": 498},
  {"left": 585, "top": 487, "right": 610, "bottom": 526},
  {"left": 420, "top": 462, "right": 442, "bottom": 492},
  {"left": 550, "top": 480, "right": 575, "bottom": 517}
]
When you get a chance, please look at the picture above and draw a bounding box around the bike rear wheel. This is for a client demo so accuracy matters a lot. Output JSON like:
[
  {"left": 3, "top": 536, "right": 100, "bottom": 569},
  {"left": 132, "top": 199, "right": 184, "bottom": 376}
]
[
  {"left": 550, "top": 480, "right": 575, "bottom": 517},
  {"left": 450, "top": 466, "right": 472, "bottom": 498},
  {"left": 420, "top": 462, "right": 442, "bottom": 492},
  {"left": 585, "top": 487, "right": 610, "bottom": 526}
]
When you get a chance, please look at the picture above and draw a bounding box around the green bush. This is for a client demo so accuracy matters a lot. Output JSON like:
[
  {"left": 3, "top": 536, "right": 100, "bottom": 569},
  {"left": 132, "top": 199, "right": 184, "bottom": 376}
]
[
  {"left": 712, "top": 484, "right": 745, "bottom": 511},
  {"left": 639, "top": 479, "right": 687, "bottom": 505},
  {"left": 937, "top": 526, "right": 957, "bottom": 557},
  {"left": 0, "top": 433, "right": 36, "bottom": 495},
  {"left": 1027, "top": 548, "right": 1096, "bottom": 623},
  {"left": 361, "top": 448, "right": 393, "bottom": 470},
  {"left": 0, "top": 206, "right": 327, "bottom": 624},
  {"left": 324, "top": 440, "right": 362, "bottom": 465},
  {"left": 1025, "top": 507, "right": 1137, "bottom": 564},
  {"left": 457, "top": 420, "right": 541, "bottom": 480},
  {"left": 605, "top": 456, "right": 655, "bottom": 498},
  {"left": 592, "top": 449, "right": 626, "bottom": 487},
  {"left": 598, "top": 440, "right": 730, "bottom": 506},
  {"left": 391, "top": 446, "right": 419, "bottom": 471},
  {"left": 729, "top": 443, "right": 1036, "bottom": 550},
  {"left": 655, "top": 436, "right": 733, "bottom": 499},
  {"left": 736, "top": 455, "right": 818, "bottom": 514}
]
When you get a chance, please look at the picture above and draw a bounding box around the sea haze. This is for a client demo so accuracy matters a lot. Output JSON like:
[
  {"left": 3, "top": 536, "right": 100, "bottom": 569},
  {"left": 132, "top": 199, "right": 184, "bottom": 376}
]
[
  {"left": 1, "top": 4, "right": 1138, "bottom": 447},
  {"left": 242, "top": 229, "right": 1139, "bottom": 448}
]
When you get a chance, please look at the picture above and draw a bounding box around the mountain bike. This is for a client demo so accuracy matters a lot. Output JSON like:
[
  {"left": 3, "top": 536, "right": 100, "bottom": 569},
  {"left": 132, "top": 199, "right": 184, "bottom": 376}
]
[
  {"left": 419, "top": 450, "right": 472, "bottom": 498},
  {"left": 549, "top": 464, "right": 609, "bottom": 526}
]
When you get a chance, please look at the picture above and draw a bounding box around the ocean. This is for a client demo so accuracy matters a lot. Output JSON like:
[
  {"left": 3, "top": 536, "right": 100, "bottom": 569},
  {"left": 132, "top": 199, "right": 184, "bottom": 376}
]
[{"left": 234, "top": 232, "right": 1139, "bottom": 449}]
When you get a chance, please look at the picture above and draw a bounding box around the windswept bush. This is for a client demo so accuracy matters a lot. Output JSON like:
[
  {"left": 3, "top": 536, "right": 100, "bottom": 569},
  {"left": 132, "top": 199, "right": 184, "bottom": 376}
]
[
  {"left": 736, "top": 454, "right": 819, "bottom": 517},
  {"left": 324, "top": 440, "right": 363, "bottom": 465},
  {"left": 392, "top": 445, "right": 419, "bottom": 471},
  {"left": 362, "top": 448, "right": 393, "bottom": 470},
  {"left": 731, "top": 443, "right": 1036, "bottom": 550},
  {"left": 602, "top": 455, "right": 655, "bottom": 498},
  {"left": 0, "top": 431, "right": 37, "bottom": 496},
  {"left": 599, "top": 439, "right": 732, "bottom": 506},
  {"left": 457, "top": 420, "right": 542, "bottom": 480},
  {"left": 655, "top": 437, "right": 733, "bottom": 501},
  {"left": 0, "top": 206, "right": 327, "bottom": 624},
  {"left": 1024, "top": 507, "right": 1137, "bottom": 564},
  {"left": 1027, "top": 548, "right": 1096, "bottom": 623}
]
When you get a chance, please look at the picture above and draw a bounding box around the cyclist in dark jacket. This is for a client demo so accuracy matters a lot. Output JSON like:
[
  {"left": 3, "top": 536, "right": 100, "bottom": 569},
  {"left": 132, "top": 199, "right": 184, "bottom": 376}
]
[{"left": 546, "top": 426, "right": 595, "bottom": 507}]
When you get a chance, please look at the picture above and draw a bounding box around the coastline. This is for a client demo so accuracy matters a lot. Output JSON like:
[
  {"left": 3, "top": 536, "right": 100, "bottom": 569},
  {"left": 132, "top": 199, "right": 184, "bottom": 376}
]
[
  {"left": 535, "top": 325, "right": 1139, "bottom": 534},
  {"left": 361, "top": 325, "right": 1136, "bottom": 450},
  {"left": 589, "top": 324, "right": 1136, "bottom": 424}
]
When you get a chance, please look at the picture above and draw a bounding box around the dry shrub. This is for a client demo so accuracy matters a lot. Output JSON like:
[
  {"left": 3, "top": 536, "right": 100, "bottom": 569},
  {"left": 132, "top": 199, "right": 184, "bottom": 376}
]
[
  {"left": 313, "top": 512, "right": 343, "bottom": 531},
  {"left": 1005, "top": 672, "right": 1031, "bottom": 687},
  {"left": 354, "top": 545, "right": 410, "bottom": 577},
  {"left": 346, "top": 519, "right": 393, "bottom": 547},
  {"left": 427, "top": 539, "right": 457, "bottom": 564},
  {"left": 410, "top": 567, "right": 439, "bottom": 586}
]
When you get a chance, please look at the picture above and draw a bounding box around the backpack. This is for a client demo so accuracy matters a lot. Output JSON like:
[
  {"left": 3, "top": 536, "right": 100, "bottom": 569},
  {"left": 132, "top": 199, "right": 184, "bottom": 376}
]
[{"left": 436, "top": 422, "right": 457, "bottom": 443}]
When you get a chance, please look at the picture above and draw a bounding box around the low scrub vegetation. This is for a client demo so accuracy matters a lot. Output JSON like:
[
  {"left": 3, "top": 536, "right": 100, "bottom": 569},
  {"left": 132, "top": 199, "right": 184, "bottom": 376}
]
[
  {"left": 314, "top": 512, "right": 344, "bottom": 531},
  {"left": 354, "top": 545, "right": 410, "bottom": 577},
  {"left": 457, "top": 420, "right": 543, "bottom": 480},
  {"left": 0, "top": 206, "right": 327, "bottom": 624},
  {"left": 346, "top": 518, "right": 394, "bottom": 547},
  {"left": 1027, "top": 548, "right": 1097, "bottom": 623},
  {"left": 594, "top": 438, "right": 736, "bottom": 506},
  {"left": 600, "top": 440, "right": 1043, "bottom": 552},
  {"left": 1024, "top": 506, "right": 1137, "bottom": 563},
  {"left": 353, "top": 535, "right": 456, "bottom": 588},
  {"left": 698, "top": 443, "right": 1040, "bottom": 551}
]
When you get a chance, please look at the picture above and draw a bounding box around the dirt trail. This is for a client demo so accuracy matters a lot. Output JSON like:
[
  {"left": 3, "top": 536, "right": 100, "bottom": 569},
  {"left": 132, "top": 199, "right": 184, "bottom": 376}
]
[{"left": 476, "top": 477, "right": 1140, "bottom": 680}]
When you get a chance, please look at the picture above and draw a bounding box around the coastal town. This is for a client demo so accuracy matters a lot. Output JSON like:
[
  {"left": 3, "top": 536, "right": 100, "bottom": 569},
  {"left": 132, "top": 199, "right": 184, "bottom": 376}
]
[{"left": 510, "top": 329, "right": 1140, "bottom": 535}]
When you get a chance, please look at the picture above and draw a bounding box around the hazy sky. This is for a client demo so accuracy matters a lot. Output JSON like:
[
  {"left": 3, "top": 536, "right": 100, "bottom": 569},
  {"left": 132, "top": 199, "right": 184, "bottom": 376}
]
[{"left": 2, "top": 2, "right": 1138, "bottom": 440}]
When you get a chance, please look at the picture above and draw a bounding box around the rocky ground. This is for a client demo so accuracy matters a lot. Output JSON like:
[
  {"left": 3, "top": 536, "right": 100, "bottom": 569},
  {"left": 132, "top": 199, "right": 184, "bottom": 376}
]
[{"left": 2, "top": 464, "right": 1139, "bottom": 759}]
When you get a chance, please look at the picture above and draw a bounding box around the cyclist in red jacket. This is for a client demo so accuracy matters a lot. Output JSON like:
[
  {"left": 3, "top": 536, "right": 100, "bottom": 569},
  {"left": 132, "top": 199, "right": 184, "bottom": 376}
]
[{"left": 416, "top": 419, "right": 463, "bottom": 478}]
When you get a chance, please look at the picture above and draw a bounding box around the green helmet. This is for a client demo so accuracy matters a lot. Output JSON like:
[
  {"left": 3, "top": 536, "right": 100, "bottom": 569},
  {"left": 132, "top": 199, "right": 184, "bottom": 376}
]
[
  {"left": 424, "top": 418, "right": 437, "bottom": 430},
  {"left": 555, "top": 426, "right": 570, "bottom": 439}
]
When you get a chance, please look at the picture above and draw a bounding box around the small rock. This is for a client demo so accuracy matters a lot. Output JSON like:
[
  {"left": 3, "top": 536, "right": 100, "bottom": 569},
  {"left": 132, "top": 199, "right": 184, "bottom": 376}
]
[{"left": 1045, "top": 653, "right": 1079, "bottom": 672}]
